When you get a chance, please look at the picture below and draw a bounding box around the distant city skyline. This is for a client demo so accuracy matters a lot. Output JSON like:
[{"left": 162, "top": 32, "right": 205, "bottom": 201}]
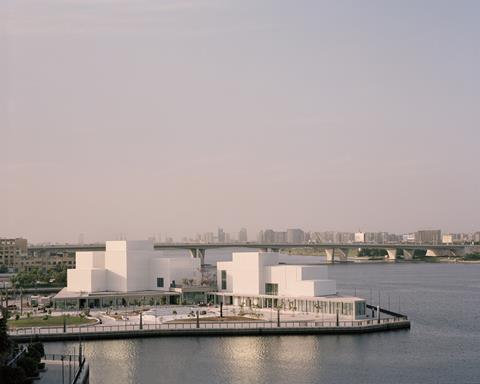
[
  {"left": 2, "top": 1, "right": 479, "bottom": 243},
  {"left": 18, "top": 227, "right": 480, "bottom": 245}
]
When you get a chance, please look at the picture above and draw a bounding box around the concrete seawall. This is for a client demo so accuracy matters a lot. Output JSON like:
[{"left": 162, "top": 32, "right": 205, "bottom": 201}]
[{"left": 10, "top": 320, "right": 410, "bottom": 343}]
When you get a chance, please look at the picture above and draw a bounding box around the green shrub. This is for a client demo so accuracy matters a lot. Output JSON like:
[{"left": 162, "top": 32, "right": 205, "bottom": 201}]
[
  {"left": 0, "top": 365, "right": 28, "bottom": 384},
  {"left": 17, "top": 356, "right": 39, "bottom": 378},
  {"left": 29, "top": 342, "right": 45, "bottom": 358},
  {"left": 15, "top": 313, "right": 20, "bottom": 321},
  {"left": 25, "top": 348, "right": 42, "bottom": 363},
  {"left": 464, "top": 253, "right": 480, "bottom": 260}
]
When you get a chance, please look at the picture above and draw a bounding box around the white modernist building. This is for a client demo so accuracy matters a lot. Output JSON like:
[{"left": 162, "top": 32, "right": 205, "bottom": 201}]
[
  {"left": 54, "top": 240, "right": 203, "bottom": 309},
  {"left": 214, "top": 252, "right": 366, "bottom": 319}
]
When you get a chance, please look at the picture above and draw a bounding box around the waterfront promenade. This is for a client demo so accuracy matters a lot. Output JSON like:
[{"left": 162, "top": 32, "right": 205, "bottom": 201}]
[{"left": 8, "top": 314, "right": 410, "bottom": 342}]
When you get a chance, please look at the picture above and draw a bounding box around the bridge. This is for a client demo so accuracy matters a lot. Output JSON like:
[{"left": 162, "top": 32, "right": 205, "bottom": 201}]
[{"left": 28, "top": 242, "right": 474, "bottom": 265}]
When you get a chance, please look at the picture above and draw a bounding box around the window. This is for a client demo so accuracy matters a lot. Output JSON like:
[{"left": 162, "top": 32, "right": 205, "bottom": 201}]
[
  {"left": 355, "top": 301, "right": 366, "bottom": 316},
  {"left": 221, "top": 270, "right": 227, "bottom": 290},
  {"left": 265, "top": 283, "right": 278, "bottom": 296},
  {"left": 157, "top": 277, "right": 164, "bottom": 288}
]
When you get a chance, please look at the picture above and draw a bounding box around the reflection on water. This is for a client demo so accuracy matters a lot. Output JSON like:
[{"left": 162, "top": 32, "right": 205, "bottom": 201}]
[{"left": 45, "top": 261, "right": 480, "bottom": 384}]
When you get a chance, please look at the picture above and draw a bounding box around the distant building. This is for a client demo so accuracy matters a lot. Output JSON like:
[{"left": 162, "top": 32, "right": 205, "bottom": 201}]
[
  {"left": 238, "top": 228, "right": 248, "bottom": 242},
  {"left": 257, "top": 230, "right": 264, "bottom": 243},
  {"left": 442, "top": 233, "right": 469, "bottom": 244},
  {"left": 264, "top": 229, "right": 275, "bottom": 243},
  {"left": 274, "top": 231, "right": 287, "bottom": 243},
  {"left": 442, "top": 234, "right": 453, "bottom": 244},
  {"left": 309, "top": 232, "right": 323, "bottom": 243},
  {"left": 403, "top": 233, "right": 416, "bottom": 243},
  {"left": 203, "top": 232, "right": 214, "bottom": 243},
  {"left": 304, "top": 232, "right": 311, "bottom": 243},
  {"left": 415, "top": 230, "right": 442, "bottom": 244},
  {"left": 217, "top": 228, "right": 226, "bottom": 243},
  {"left": 354, "top": 232, "right": 366, "bottom": 243},
  {"left": 286, "top": 229, "right": 305, "bottom": 243},
  {"left": 0, "top": 238, "right": 27, "bottom": 271},
  {"left": 474, "top": 232, "right": 480, "bottom": 244}
]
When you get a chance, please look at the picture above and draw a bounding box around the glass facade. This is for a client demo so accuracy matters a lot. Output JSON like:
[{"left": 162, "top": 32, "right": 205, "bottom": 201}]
[
  {"left": 224, "top": 295, "right": 366, "bottom": 319},
  {"left": 265, "top": 283, "right": 278, "bottom": 295},
  {"left": 355, "top": 301, "right": 366, "bottom": 316},
  {"left": 221, "top": 270, "right": 227, "bottom": 290}
]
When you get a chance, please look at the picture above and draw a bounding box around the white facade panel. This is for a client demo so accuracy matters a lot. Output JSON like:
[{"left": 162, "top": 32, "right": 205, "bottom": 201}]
[
  {"left": 150, "top": 258, "right": 171, "bottom": 290},
  {"left": 217, "top": 261, "right": 234, "bottom": 292},
  {"left": 231, "top": 253, "right": 261, "bottom": 295},
  {"left": 126, "top": 250, "right": 154, "bottom": 291},
  {"left": 104, "top": 251, "right": 128, "bottom": 291},
  {"left": 67, "top": 268, "right": 106, "bottom": 292},
  {"left": 75, "top": 252, "right": 105, "bottom": 269},
  {"left": 218, "top": 252, "right": 337, "bottom": 298}
]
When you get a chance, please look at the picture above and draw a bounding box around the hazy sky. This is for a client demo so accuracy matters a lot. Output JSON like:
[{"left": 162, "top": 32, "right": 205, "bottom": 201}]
[{"left": 2, "top": 0, "right": 479, "bottom": 243}]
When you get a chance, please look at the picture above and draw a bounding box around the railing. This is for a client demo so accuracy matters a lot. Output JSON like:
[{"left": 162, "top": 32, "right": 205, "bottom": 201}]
[
  {"left": 43, "top": 353, "right": 86, "bottom": 384},
  {"left": 8, "top": 316, "right": 409, "bottom": 335},
  {"left": 6, "top": 346, "right": 26, "bottom": 367},
  {"left": 366, "top": 303, "right": 408, "bottom": 319}
]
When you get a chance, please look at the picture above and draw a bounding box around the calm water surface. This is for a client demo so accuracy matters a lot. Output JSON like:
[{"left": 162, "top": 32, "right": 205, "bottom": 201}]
[{"left": 46, "top": 254, "right": 480, "bottom": 384}]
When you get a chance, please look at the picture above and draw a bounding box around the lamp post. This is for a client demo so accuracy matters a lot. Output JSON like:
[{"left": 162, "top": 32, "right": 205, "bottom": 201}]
[{"left": 20, "top": 288, "right": 23, "bottom": 316}]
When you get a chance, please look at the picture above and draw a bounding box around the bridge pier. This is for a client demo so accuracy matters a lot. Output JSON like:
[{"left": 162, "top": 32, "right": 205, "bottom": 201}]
[
  {"left": 324, "top": 248, "right": 348, "bottom": 263},
  {"left": 337, "top": 248, "right": 349, "bottom": 262},
  {"left": 189, "top": 248, "right": 206, "bottom": 265},
  {"left": 450, "top": 248, "right": 466, "bottom": 257},
  {"left": 325, "top": 249, "right": 334, "bottom": 263},
  {"left": 386, "top": 249, "right": 397, "bottom": 260},
  {"left": 403, "top": 249, "right": 415, "bottom": 260}
]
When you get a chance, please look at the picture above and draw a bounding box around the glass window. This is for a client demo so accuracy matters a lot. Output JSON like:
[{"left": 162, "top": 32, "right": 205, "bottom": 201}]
[
  {"left": 265, "top": 283, "right": 278, "bottom": 295},
  {"left": 157, "top": 277, "right": 164, "bottom": 288},
  {"left": 355, "top": 301, "right": 366, "bottom": 316},
  {"left": 221, "top": 270, "right": 227, "bottom": 290}
]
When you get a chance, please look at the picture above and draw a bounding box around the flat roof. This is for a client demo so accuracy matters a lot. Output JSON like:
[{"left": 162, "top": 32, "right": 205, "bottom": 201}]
[{"left": 54, "top": 287, "right": 181, "bottom": 300}]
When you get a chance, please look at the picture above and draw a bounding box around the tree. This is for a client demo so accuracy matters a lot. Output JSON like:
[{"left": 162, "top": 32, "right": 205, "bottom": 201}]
[
  {"left": 11, "top": 266, "right": 68, "bottom": 289},
  {"left": 0, "top": 366, "right": 28, "bottom": 384},
  {"left": 0, "top": 308, "right": 11, "bottom": 365},
  {"left": 17, "top": 356, "right": 39, "bottom": 378}
]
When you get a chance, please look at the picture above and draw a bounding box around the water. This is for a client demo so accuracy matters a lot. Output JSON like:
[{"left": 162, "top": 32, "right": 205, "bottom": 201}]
[{"left": 45, "top": 255, "right": 480, "bottom": 384}]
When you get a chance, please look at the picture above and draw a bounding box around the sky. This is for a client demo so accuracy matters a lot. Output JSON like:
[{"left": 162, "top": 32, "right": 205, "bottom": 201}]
[{"left": 1, "top": 0, "right": 479, "bottom": 243}]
